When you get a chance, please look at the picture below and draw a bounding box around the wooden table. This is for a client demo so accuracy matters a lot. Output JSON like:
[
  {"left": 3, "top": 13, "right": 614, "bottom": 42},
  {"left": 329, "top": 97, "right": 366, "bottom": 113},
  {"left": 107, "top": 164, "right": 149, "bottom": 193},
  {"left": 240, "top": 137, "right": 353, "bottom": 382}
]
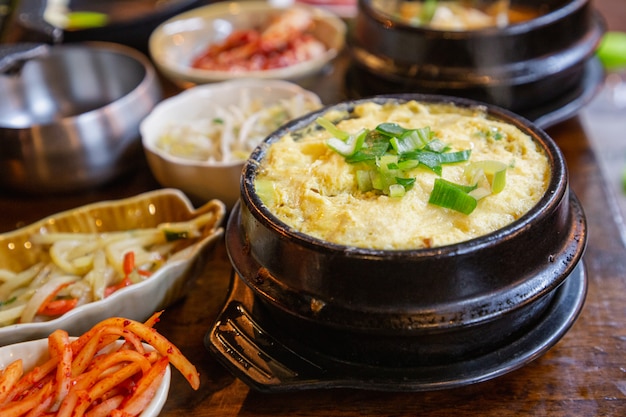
[{"left": 1, "top": 1, "right": 625, "bottom": 416}]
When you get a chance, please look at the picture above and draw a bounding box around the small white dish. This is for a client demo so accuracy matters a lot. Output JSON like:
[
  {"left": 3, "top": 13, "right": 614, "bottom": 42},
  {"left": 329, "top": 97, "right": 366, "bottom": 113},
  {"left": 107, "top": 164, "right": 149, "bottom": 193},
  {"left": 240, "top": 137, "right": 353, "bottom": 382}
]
[
  {"left": 148, "top": 1, "right": 346, "bottom": 87},
  {"left": 141, "top": 78, "right": 322, "bottom": 208},
  {"left": 0, "top": 189, "right": 225, "bottom": 346},
  {"left": 0, "top": 338, "right": 171, "bottom": 417}
]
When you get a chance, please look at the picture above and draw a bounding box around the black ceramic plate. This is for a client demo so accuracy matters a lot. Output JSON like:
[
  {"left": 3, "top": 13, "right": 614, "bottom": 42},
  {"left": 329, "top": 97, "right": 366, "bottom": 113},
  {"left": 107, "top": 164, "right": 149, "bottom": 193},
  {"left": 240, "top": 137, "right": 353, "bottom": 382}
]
[
  {"left": 345, "top": 58, "right": 604, "bottom": 130},
  {"left": 206, "top": 261, "right": 587, "bottom": 392}
]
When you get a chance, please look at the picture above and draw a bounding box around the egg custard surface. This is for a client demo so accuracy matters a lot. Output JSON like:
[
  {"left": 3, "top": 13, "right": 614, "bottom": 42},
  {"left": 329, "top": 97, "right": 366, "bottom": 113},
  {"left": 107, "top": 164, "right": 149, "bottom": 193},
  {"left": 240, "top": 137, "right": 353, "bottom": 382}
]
[{"left": 255, "top": 100, "right": 549, "bottom": 250}]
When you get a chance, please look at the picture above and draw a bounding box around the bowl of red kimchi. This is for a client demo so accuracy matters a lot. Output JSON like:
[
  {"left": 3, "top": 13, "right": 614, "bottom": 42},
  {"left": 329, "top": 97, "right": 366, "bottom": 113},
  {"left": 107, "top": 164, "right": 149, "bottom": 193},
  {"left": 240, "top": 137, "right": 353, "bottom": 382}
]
[{"left": 148, "top": 1, "right": 347, "bottom": 87}]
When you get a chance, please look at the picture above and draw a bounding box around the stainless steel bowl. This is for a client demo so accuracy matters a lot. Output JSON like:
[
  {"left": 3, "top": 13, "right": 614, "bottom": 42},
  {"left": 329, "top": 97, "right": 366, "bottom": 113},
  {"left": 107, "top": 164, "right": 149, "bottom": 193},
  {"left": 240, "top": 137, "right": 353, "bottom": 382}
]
[{"left": 0, "top": 42, "right": 162, "bottom": 194}]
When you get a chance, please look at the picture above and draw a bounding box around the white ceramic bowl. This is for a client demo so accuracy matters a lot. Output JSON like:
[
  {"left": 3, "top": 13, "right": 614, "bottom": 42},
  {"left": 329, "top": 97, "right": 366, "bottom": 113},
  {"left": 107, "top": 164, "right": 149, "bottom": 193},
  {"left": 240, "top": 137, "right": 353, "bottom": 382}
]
[
  {"left": 0, "top": 338, "right": 170, "bottom": 416},
  {"left": 148, "top": 1, "right": 347, "bottom": 87},
  {"left": 0, "top": 189, "right": 225, "bottom": 346},
  {"left": 141, "top": 79, "right": 322, "bottom": 209}
]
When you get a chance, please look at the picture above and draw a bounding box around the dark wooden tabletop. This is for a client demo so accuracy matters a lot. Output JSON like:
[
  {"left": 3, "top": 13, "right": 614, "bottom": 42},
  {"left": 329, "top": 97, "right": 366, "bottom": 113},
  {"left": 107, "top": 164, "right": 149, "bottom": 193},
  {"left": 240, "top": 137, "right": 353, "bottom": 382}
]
[{"left": 1, "top": 1, "right": 625, "bottom": 416}]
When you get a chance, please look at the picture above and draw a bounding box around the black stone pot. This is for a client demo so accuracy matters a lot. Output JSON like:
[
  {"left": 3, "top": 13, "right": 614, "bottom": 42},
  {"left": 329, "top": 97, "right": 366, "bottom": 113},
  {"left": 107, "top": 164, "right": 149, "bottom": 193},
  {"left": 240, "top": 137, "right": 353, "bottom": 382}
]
[
  {"left": 225, "top": 94, "right": 587, "bottom": 368},
  {"left": 348, "top": 0, "right": 605, "bottom": 113}
]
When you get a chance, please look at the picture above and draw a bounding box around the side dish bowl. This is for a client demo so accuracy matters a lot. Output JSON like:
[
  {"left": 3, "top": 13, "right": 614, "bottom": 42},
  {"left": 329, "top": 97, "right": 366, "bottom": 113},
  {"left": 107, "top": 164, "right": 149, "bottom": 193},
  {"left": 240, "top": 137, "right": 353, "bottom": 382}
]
[
  {"left": 141, "top": 79, "right": 322, "bottom": 209},
  {"left": 0, "top": 189, "right": 225, "bottom": 346},
  {"left": 0, "top": 42, "right": 162, "bottom": 194},
  {"left": 226, "top": 94, "right": 587, "bottom": 368},
  {"left": 148, "top": 1, "right": 347, "bottom": 87},
  {"left": 0, "top": 338, "right": 171, "bottom": 416}
]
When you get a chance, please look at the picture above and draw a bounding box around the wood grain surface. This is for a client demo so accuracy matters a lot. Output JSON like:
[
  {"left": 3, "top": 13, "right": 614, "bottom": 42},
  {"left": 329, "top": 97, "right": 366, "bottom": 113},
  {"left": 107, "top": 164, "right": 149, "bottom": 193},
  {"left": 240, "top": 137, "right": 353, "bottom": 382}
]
[{"left": 0, "top": 1, "right": 624, "bottom": 415}]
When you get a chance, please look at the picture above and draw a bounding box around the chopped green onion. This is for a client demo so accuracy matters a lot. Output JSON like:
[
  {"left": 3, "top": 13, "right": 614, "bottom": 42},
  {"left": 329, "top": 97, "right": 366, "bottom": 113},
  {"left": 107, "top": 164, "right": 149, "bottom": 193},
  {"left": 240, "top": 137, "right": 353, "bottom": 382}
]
[
  {"left": 380, "top": 124, "right": 433, "bottom": 154},
  {"left": 346, "top": 131, "right": 390, "bottom": 163},
  {"left": 491, "top": 170, "right": 507, "bottom": 193},
  {"left": 316, "top": 117, "right": 351, "bottom": 141},
  {"left": 375, "top": 155, "right": 402, "bottom": 193},
  {"left": 428, "top": 179, "right": 478, "bottom": 214},
  {"left": 464, "top": 160, "right": 508, "bottom": 194},
  {"left": 397, "top": 159, "right": 421, "bottom": 170},
  {"left": 414, "top": 151, "right": 443, "bottom": 175},
  {"left": 375, "top": 123, "right": 409, "bottom": 137},
  {"left": 468, "top": 186, "right": 492, "bottom": 200},
  {"left": 377, "top": 124, "right": 432, "bottom": 141},
  {"left": 395, "top": 177, "right": 416, "bottom": 188},
  {"left": 390, "top": 132, "right": 423, "bottom": 154},
  {"left": 370, "top": 171, "right": 384, "bottom": 190},
  {"left": 356, "top": 170, "right": 373, "bottom": 192},
  {"left": 389, "top": 184, "right": 406, "bottom": 198},
  {"left": 255, "top": 178, "right": 276, "bottom": 206},
  {"left": 318, "top": 117, "right": 368, "bottom": 157},
  {"left": 321, "top": 120, "right": 502, "bottom": 213},
  {"left": 438, "top": 149, "right": 472, "bottom": 164},
  {"left": 327, "top": 128, "right": 368, "bottom": 156},
  {"left": 425, "top": 139, "right": 448, "bottom": 153}
]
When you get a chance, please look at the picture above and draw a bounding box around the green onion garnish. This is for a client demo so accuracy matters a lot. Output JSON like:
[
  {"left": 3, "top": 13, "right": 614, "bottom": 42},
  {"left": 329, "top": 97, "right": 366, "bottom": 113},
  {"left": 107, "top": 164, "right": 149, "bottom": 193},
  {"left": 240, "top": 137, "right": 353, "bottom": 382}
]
[
  {"left": 356, "top": 170, "right": 373, "bottom": 192},
  {"left": 316, "top": 117, "right": 351, "bottom": 141},
  {"left": 395, "top": 177, "right": 416, "bottom": 189},
  {"left": 327, "top": 129, "right": 368, "bottom": 157},
  {"left": 345, "top": 132, "right": 390, "bottom": 163},
  {"left": 317, "top": 117, "right": 369, "bottom": 157},
  {"left": 319, "top": 118, "right": 505, "bottom": 214},
  {"left": 389, "top": 184, "right": 406, "bottom": 198},
  {"left": 464, "top": 160, "right": 508, "bottom": 194},
  {"left": 255, "top": 179, "right": 276, "bottom": 206},
  {"left": 428, "top": 179, "right": 478, "bottom": 214}
]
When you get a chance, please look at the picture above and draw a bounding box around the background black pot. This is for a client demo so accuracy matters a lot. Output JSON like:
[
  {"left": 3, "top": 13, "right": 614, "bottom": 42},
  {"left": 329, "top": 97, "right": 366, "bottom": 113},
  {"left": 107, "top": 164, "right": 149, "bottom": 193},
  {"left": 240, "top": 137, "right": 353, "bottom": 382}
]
[
  {"left": 347, "top": 0, "right": 605, "bottom": 114},
  {"left": 1, "top": 0, "right": 207, "bottom": 54}
]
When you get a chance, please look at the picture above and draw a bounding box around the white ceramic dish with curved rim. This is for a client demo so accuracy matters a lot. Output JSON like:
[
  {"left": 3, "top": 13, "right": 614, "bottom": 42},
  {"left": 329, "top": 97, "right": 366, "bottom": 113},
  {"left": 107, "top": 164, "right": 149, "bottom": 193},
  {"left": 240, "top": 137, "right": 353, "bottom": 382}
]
[
  {"left": 148, "top": 0, "right": 347, "bottom": 87},
  {"left": 0, "top": 338, "right": 171, "bottom": 416},
  {"left": 141, "top": 78, "right": 322, "bottom": 209},
  {"left": 0, "top": 189, "right": 225, "bottom": 346}
]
